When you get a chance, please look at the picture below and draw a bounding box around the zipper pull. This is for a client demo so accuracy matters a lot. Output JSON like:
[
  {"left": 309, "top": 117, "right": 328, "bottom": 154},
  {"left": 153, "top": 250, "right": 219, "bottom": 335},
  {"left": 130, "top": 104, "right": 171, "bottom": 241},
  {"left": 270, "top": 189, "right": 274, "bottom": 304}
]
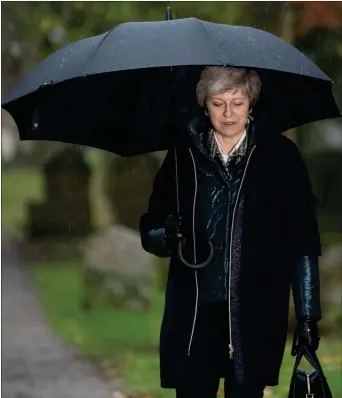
[
  {"left": 306, "top": 371, "right": 313, "bottom": 398},
  {"left": 229, "top": 344, "right": 234, "bottom": 359}
]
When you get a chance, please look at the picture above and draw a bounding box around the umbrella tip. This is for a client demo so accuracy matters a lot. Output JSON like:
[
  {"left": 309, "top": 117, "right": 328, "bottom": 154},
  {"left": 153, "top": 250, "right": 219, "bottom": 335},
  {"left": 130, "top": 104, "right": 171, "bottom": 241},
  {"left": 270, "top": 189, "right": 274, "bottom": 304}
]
[{"left": 166, "top": 6, "right": 172, "bottom": 20}]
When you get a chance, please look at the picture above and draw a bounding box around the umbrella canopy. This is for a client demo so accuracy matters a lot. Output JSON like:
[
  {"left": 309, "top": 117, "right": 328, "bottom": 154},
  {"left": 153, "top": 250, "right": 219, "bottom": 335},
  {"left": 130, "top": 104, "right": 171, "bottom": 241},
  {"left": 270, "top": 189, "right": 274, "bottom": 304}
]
[{"left": 2, "top": 17, "right": 341, "bottom": 156}]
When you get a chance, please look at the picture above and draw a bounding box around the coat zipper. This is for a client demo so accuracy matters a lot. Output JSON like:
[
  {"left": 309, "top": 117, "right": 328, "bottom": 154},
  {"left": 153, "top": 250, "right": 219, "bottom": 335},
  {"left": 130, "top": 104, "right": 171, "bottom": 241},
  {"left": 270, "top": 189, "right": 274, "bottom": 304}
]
[
  {"left": 186, "top": 129, "right": 257, "bottom": 358},
  {"left": 187, "top": 148, "right": 199, "bottom": 356},
  {"left": 226, "top": 178, "right": 232, "bottom": 356},
  {"left": 187, "top": 131, "right": 234, "bottom": 188},
  {"left": 228, "top": 145, "right": 256, "bottom": 359}
]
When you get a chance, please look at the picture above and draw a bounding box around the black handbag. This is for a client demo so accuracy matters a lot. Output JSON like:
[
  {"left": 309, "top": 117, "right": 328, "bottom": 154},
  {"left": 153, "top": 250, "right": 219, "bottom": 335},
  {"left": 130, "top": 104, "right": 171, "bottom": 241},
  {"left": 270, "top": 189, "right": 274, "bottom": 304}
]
[{"left": 289, "top": 344, "right": 333, "bottom": 398}]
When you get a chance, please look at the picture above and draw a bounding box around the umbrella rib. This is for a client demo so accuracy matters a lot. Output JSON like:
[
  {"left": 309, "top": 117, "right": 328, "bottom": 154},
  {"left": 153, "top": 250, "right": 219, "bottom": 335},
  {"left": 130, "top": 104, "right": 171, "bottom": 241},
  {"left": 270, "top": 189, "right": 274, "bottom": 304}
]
[
  {"left": 84, "top": 25, "right": 119, "bottom": 73},
  {"left": 198, "top": 20, "right": 222, "bottom": 65}
]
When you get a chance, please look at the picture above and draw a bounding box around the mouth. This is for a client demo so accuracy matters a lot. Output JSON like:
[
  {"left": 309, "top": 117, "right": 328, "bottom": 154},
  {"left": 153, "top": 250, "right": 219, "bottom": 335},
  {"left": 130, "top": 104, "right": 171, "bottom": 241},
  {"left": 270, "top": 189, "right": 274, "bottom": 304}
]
[{"left": 223, "top": 122, "right": 235, "bottom": 126}]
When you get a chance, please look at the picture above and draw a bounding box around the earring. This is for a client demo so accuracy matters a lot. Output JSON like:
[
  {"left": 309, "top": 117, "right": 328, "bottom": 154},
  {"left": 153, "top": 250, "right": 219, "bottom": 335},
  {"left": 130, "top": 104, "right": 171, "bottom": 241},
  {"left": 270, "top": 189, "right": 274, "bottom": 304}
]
[
  {"left": 245, "top": 113, "right": 253, "bottom": 127},
  {"left": 204, "top": 109, "right": 209, "bottom": 116}
]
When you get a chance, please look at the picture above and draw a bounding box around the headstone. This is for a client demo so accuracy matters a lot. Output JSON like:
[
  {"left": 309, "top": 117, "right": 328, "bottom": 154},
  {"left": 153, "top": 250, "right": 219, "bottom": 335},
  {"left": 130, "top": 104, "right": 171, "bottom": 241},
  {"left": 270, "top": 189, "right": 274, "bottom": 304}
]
[
  {"left": 82, "top": 225, "right": 153, "bottom": 311},
  {"left": 25, "top": 146, "right": 93, "bottom": 239},
  {"left": 1, "top": 126, "right": 17, "bottom": 164},
  {"left": 104, "top": 154, "right": 160, "bottom": 232}
]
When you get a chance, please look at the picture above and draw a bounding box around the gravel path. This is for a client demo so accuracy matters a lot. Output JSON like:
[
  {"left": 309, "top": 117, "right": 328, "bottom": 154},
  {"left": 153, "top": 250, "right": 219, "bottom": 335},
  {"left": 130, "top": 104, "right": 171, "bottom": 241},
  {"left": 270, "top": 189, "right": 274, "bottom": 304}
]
[{"left": 1, "top": 235, "right": 123, "bottom": 398}]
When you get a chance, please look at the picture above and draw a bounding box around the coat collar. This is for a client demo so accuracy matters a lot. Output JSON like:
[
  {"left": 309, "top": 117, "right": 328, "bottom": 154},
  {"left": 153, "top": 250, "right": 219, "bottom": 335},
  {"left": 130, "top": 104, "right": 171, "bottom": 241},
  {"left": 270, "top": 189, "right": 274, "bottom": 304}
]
[{"left": 186, "top": 112, "right": 271, "bottom": 151}]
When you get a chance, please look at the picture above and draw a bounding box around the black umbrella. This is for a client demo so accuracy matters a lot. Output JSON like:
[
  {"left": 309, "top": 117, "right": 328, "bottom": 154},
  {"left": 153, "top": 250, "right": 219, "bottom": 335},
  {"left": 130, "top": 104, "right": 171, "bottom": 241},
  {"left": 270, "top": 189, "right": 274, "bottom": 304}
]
[
  {"left": 3, "top": 10, "right": 341, "bottom": 269},
  {"left": 2, "top": 12, "right": 341, "bottom": 157}
]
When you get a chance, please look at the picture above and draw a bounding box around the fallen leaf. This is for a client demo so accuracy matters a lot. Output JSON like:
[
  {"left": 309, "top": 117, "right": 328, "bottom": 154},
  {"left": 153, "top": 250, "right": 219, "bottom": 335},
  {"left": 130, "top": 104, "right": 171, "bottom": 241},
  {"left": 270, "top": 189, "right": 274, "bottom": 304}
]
[
  {"left": 113, "top": 391, "right": 127, "bottom": 398},
  {"left": 264, "top": 386, "right": 274, "bottom": 396}
]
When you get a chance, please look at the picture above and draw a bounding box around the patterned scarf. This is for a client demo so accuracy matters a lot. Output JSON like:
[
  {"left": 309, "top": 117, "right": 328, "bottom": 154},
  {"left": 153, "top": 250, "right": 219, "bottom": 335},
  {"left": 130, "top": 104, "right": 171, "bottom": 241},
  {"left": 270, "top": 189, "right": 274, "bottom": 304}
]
[{"left": 206, "top": 128, "right": 249, "bottom": 171}]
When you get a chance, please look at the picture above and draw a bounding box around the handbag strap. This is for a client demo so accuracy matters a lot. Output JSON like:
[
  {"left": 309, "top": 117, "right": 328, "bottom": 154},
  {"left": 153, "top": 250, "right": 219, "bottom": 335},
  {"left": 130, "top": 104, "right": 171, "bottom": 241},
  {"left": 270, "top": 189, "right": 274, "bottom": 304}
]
[
  {"left": 293, "top": 344, "right": 304, "bottom": 373},
  {"left": 303, "top": 344, "right": 324, "bottom": 375},
  {"left": 293, "top": 344, "right": 324, "bottom": 376}
]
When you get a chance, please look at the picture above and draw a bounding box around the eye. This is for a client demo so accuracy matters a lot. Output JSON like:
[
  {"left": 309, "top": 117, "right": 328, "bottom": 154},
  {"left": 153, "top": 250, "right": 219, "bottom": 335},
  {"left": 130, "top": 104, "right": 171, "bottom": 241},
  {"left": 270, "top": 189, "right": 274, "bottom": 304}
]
[
  {"left": 213, "top": 102, "right": 222, "bottom": 107},
  {"left": 234, "top": 103, "right": 243, "bottom": 106}
]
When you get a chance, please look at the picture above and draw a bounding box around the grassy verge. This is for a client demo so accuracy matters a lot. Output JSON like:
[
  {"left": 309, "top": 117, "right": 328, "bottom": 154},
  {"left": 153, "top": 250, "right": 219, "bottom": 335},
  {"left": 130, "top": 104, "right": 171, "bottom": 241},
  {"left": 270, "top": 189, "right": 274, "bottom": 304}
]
[{"left": 29, "top": 263, "right": 342, "bottom": 398}]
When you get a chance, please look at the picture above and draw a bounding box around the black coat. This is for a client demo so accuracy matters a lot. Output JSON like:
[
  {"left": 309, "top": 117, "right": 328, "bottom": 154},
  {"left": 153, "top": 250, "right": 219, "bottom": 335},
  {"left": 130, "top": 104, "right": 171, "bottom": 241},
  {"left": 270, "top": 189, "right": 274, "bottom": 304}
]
[{"left": 140, "top": 117, "right": 321, "bottom": 389}]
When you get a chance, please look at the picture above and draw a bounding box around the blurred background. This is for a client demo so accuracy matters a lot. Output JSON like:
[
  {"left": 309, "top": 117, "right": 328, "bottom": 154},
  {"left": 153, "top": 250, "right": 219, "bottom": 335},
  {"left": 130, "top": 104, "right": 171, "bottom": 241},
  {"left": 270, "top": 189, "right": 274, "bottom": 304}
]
[{"left": 1, "top": 2, "right": 342, "bottom": 398}]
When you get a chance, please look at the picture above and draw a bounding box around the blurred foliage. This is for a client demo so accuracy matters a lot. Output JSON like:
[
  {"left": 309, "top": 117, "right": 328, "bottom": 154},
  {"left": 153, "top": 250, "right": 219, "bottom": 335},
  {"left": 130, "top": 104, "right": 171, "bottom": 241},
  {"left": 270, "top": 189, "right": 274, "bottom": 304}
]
[
  {"left": 2, "top": 2, "right": 342, "bottom": 66},
  {"left": 306, "top": 151, "right": 342, "bottom": 234},
  {"left": 296, "top": 2, "right": 342, "bottom": 35}
]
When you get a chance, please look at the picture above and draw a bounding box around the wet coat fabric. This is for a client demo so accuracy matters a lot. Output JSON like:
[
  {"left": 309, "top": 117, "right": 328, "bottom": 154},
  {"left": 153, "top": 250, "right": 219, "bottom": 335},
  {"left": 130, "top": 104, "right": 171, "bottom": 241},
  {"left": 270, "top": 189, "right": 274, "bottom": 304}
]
[{"left": 139, "top": 117, "right": 321, "bottom": 389}]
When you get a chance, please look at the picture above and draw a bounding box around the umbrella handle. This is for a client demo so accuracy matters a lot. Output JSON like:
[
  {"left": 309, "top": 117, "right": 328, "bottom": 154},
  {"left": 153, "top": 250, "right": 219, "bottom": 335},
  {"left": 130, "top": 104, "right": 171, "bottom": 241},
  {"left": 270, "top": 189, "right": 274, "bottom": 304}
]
[
  {"left": 177, "top": 240, "right": 214, "bottom": 269},
  {"left": 174, "top": 147, "right": 213, "bottom": 269}
]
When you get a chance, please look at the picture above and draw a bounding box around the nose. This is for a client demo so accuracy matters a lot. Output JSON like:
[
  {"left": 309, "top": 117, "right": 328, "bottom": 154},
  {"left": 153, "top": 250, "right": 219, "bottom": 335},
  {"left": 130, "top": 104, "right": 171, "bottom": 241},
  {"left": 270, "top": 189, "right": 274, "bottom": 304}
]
[{"left": 223, "top": 104, "right": 233, "bottom": 118}]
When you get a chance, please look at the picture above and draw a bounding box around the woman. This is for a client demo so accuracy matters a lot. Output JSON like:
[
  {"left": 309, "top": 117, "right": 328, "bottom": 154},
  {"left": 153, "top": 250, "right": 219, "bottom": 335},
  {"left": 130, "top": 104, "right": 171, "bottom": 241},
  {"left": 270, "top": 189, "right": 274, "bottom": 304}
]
[{"left": 140, "top": 66, "right": 322, "bottom": 398}]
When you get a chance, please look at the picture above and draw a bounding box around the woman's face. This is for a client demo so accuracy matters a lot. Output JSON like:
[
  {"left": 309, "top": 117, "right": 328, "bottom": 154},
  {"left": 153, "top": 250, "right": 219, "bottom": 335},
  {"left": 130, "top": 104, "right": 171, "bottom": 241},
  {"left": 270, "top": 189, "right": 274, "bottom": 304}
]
[{"left": 206, "top": 88, "right": 250, "bottom": 138}]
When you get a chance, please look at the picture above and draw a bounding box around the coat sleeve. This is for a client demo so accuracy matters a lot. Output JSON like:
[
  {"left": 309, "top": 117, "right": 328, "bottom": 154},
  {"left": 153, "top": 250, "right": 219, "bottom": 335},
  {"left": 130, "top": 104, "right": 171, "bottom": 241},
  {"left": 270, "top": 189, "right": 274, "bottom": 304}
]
[
  {"left": 139, "top": 150, "right": 175, "bottom": 258},
  {"left": 280, "top": 136, "right": 322, "bottom": 256},
  {"left": 291, "top": 255, "right": 322, "bottom": 321},
  {"left": 279, "top": 136, "right": 322, "bottom": 321}
]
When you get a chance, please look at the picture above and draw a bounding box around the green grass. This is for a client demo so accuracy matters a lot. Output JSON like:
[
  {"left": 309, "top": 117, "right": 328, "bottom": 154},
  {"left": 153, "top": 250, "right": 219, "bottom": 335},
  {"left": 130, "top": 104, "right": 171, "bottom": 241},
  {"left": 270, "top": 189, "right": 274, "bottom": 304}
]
[
  {"left": 2, "top": 169, "right": 43, "bottom": 235},
  {"left": 29, "top": 263, "right": 342, "bottom": 398}
]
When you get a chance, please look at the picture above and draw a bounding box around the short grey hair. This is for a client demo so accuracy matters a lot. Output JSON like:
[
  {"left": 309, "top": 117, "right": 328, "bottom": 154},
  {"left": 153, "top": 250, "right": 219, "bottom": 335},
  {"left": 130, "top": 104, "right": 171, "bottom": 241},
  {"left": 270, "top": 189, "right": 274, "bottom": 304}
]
[{"left": 196, "top": 66, "right": 261, "bottom": 109}]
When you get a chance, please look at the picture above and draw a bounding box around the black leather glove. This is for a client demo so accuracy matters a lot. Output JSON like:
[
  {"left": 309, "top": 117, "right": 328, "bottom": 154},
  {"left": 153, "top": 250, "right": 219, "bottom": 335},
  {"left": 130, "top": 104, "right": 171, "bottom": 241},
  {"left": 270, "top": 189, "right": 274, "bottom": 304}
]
[
  {"left": 164, "top": 214, "right": 183, "bottom": 254},
  {"left": 291, "top": 316, "right": 320, "bottom": 356}
]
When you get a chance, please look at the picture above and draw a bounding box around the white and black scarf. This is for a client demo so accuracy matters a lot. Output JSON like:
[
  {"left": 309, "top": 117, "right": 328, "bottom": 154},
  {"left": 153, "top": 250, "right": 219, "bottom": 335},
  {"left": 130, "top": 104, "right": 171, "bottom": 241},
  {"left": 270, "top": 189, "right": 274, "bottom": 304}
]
[{"left": 206, "top": 128, "right": 249, "bottom": 171}]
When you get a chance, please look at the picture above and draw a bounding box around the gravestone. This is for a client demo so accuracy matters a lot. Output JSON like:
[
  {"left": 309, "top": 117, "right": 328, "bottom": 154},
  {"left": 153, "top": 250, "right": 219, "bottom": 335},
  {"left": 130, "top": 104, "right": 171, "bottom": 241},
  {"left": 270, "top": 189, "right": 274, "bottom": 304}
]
[
  {"left": 82, "top": 225, "right": 153, "bottom": 311},
  {"left": 104, "top": 154, "right": 160, "bottom": 232},
  {"left": 25, "top": 146, "right": 93, "bottom": 239},
  {"left": 1, "top": 126, "right": 17, "bottom": 164}
]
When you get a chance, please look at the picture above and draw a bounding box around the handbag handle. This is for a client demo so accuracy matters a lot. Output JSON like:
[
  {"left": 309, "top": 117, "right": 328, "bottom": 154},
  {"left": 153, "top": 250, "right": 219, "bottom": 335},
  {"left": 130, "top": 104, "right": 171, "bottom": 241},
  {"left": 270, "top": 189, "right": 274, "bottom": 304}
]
[{"left": 293, "top": 343, "right": 324, "bottom": 376}]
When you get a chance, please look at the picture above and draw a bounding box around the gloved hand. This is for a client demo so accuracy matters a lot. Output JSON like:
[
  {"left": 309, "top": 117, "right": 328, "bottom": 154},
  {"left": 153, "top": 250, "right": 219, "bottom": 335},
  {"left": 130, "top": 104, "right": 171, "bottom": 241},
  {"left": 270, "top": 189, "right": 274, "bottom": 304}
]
[
  {"left": 291, "top": 316, "right": 320, "bottom": 356},
  {"left": 164, "top": 214, "right": 183, "bottom": 254}
]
